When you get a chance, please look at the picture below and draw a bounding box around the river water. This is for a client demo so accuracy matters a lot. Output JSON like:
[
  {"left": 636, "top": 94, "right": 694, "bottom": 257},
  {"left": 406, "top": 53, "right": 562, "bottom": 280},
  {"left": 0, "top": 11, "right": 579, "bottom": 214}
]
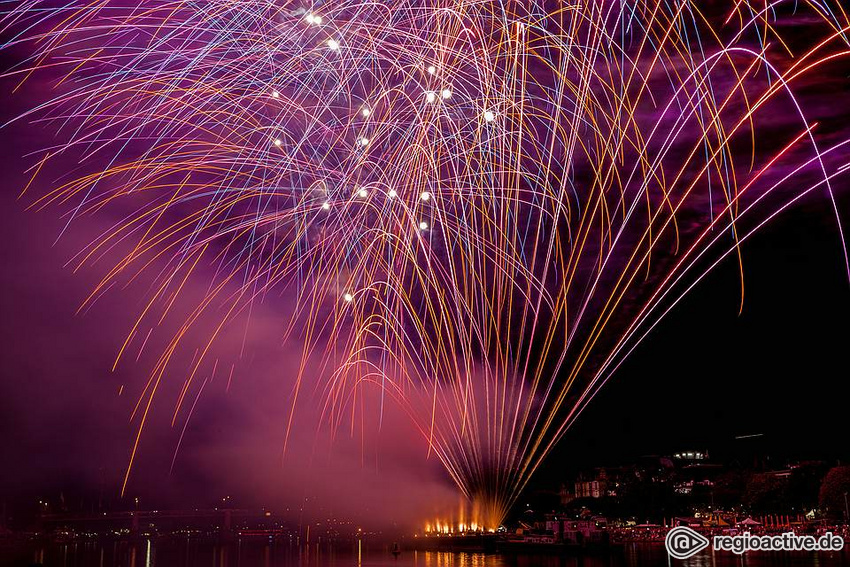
[{"left": 1, "top": 540, "right": 849, "bottom": 567}]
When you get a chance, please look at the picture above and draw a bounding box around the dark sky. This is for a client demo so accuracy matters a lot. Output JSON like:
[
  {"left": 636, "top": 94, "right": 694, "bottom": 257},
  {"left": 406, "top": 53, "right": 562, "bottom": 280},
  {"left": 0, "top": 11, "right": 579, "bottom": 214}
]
[
  {"left": 552, "top": 192, "right": 850, "bottom": 474},
  {"left": 1, "top": 3, "right": 849, "bottom": 531}
]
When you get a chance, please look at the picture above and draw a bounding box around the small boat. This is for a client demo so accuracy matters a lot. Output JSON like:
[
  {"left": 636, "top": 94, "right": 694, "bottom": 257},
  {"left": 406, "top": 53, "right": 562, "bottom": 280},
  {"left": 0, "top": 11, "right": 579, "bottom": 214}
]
[{"left": 391, "top": 542, "right": 401, "bottom": 558}]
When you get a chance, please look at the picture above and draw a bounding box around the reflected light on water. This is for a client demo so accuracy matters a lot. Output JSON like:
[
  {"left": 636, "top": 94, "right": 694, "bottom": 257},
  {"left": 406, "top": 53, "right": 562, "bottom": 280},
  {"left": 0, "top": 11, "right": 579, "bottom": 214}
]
[{"left": 8, "top": 541, "right": 850, "bottom": 567}]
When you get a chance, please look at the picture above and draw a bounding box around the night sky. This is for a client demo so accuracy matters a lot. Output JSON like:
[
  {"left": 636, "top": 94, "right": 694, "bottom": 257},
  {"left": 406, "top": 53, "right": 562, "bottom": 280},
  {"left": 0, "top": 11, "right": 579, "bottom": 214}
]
[
  {"left": 4, "top": 167, "right": 848, "bottom": 528},
  {"left": 1, "top": 0, "right": 849, "bottom": 532},
  {"left": 556, "top": 193, "right": 850, "bottom": 470}
]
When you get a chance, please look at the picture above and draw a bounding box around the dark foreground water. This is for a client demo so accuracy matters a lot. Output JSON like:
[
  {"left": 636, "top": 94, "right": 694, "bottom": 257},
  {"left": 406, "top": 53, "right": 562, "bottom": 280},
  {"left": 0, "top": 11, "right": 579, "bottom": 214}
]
[{"left": 1, "top": 541, "right": 849, "bottom": 567}]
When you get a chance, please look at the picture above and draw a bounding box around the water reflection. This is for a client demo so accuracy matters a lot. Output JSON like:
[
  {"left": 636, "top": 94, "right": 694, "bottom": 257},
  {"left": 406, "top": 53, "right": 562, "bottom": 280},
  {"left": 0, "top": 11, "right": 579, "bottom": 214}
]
[{"left": 1, "top": 541, "right": 847, "bottom": 567}]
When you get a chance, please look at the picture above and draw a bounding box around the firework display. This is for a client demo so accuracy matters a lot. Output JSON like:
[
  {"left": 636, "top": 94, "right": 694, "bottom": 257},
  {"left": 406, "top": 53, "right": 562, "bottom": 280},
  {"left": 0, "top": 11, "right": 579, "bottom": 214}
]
[{"left": 2, "top": 0, "right": 849, "bottom": 528}]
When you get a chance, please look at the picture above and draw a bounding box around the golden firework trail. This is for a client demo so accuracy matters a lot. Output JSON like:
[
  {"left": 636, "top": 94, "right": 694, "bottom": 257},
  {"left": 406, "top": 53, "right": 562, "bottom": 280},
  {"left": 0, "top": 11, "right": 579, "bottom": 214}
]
[{"left": 2, "top": 0, "right": 849, "bottom": 526}]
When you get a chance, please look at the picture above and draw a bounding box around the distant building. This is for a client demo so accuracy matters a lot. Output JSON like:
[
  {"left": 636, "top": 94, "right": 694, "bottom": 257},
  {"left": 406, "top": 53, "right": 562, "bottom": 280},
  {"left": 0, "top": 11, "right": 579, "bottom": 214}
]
[
  {"left": 541, "top": 514, "right": 608, "bottom": 545},
  {"left": 575, "top": 479, "right": 606, "bottom": 499},
  {"left": 673, "top": 450, "right": 708, "bottom": 461},
  {"left": 574, "top": 468, "right": 619, "bottom": 498},
  {"left": 559, "top": 485, "right": 575, "bottom": 506}
]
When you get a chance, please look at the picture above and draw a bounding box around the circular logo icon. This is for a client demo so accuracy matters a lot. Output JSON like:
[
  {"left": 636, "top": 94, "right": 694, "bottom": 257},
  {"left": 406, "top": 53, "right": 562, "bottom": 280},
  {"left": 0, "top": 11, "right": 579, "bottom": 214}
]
[{"left": 665, "top": 526, "right": 710, "bottom": 559}]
